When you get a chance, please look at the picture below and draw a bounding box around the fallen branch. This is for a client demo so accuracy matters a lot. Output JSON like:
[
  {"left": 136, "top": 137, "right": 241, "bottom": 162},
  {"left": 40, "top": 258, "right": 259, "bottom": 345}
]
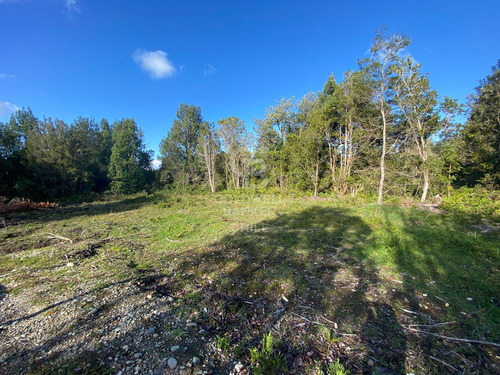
[
  {"left": 429, "top": 356, "right": 460, "bottom": 373},
  {"left": 45, "top": 232, "right": 73, "bottom": 243},
  {"left": 291, "top": 312, "right": 355, "bottom": 336},
  {"left": 406, "top": 328, "right": 500, "bottom": 348},
  {"left": 404, "top": 321, "right": 456, "bottom": 328}
]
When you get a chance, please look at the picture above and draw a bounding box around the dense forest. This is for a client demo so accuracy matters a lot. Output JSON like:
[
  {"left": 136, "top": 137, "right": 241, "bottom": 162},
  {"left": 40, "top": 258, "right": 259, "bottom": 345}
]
[{"left": 1, "top": 31, "right": 499, "bottom": 205}]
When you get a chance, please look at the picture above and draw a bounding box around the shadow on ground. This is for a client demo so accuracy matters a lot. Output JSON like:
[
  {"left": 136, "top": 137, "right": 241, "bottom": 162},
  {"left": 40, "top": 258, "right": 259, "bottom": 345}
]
[{"left": 1, "top": 204, "right": 498, "bottom": 374}]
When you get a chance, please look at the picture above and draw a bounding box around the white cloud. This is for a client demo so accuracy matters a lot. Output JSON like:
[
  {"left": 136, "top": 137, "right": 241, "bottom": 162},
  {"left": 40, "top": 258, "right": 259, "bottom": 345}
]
[
  {"left": 132, "top": 49, "right": 176, "bottom": 79},
  {"left": 65, "top": 0, "right": 79, "bottom": 13},
  {"left": 0, "top": 100, "right": 19, "bottom": 117},
  {"left": 0, "top": 74, "right": 15, "bottom": 79},
  {"left": 204, "top": 64, "right": 217, "bottom": 76},
  {"left": 150, "top": 160, "right": 161, "bottom": 170}
]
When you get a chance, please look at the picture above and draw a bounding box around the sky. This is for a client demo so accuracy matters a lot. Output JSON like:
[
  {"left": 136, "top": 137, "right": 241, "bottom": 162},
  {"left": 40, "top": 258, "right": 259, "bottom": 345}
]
[{"left": 1, "top": 0, "right": 499, "bottom": 160}]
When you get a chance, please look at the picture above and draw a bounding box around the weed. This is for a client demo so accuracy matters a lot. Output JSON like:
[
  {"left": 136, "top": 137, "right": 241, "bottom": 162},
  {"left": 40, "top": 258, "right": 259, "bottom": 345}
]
[
  {"left": 170, "top": 328, "right": 187, "bottom": 340},
  {"left": 249, "top": 332, "right": 287, "bottom": 375},
  {"left": 216, "top": 335, "right": 231, "bottom": 352},
  {"left": 308, "top": 360, "right": 350, "bottom": 375}
]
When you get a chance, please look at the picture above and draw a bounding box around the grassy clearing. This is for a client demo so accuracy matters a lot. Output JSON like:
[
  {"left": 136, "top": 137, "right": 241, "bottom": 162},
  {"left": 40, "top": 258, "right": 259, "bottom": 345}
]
[{"left": 0, "top": 191, "right": 499, "bottom": 374}]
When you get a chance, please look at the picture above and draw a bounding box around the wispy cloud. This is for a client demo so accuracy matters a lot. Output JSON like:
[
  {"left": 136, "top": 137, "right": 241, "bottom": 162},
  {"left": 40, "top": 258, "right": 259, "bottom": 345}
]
[
  {"left": 0, "top": 74, "right": 15, "bottom": 79},
  {"left": 132, "top": 49, "right": 177, "bottom": 79},
  {"left": 0, "top": 100, "right": 19, "bottom": 117},
  {"left": 204, "top": 64, "right": 217, "bottom": 76},
  {"left": 64, "top": 0, "right": 80, "bottom": 14}
]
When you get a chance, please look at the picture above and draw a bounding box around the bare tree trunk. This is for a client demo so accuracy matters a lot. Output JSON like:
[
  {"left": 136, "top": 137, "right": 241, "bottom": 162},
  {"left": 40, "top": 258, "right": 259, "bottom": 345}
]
[{"left": 378, "top": 109, "right": 387, "bottom": 205}]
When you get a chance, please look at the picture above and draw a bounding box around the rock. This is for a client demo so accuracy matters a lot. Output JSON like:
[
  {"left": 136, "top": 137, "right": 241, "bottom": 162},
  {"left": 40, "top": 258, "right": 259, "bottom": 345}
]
[
  {"left": 122, "top": 345, "right": 129, "bottom": 351},
  {"left": 334, "top": 322, "right": 338, "bottom": 329},
  {"left": 171, "top": 345, "right": 180, "bottom": 352},
  {"left": 147, "top": 327, "right": 155, "bottom": 335},
  {"left": 467, "top": 297, "right": 473, "bottom": 301},
  {"left": 234, "top": 362, "right": 244, "bottom": 373},
  {"left": 192, "top": 357, "right": 200, "bottom": 365},
  {"left": 186, "top": 322, "right": 197, "bottom": 328},
  {"left": 133, "top": 353, "right": 143, "bottom": 359},
  {"left": 167, "top": 357, "right": 178, "bottom": 369},
  {"left": 367, "top": 359, "right": 375, "bottom": 367}
]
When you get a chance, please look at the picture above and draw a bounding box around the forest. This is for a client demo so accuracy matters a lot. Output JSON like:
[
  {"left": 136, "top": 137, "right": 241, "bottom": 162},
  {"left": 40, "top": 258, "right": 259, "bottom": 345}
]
[{"left": 1, "top": 31, "right": 499, "bottom": 215}]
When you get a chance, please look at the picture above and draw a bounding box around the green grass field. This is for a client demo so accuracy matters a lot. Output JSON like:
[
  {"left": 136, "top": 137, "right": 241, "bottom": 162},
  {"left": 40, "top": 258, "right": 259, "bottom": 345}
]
[{"left": 1, "top": 191, "right": 499, "bottom": 374}]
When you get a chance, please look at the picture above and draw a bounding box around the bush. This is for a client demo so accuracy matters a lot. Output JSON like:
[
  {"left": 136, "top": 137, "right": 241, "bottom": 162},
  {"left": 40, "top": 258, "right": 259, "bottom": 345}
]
[{"left": 441, "top": 187, "right": 500, "bottom": 220}]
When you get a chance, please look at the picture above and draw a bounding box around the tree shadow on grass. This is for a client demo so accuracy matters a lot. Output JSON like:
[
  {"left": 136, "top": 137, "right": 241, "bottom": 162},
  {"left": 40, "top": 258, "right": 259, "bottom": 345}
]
[{"left": 176, "top": 205, "right": 409, "bottom": 374}]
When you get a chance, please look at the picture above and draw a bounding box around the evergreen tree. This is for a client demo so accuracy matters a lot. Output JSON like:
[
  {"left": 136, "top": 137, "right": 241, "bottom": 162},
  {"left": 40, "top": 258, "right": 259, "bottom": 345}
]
[
  {"left": 108, "top": 118, "right": 152, "bottom": 194},
  {"left": 159, "top": 103, "right": 205, "bottom": 187},
  {"left": 461, "top": 61, "right": 500, "bottom": 188}
]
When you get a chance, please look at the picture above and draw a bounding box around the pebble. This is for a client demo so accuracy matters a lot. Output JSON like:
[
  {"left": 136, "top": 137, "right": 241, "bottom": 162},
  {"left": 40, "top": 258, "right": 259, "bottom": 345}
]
[
  {"left": 168, "top": 357, "right": 178, "bottom": 369},
  {"left": 186, "top": 322, "right": 198, "bottom": 328},
  {"left": 133, "top": 352, "right": 143, "bottom": 359},
  {"left": 367, "top": 359, "right": 375, "bottom": 367},
  {"left": 147, "top": 327, "right": 155, "bottom": 334},
  {"left": 192, "top": 357, "right": 200, "bottom": 365},
  {"left": 171, "top": 345, "right": 180, "bottom": 352}
]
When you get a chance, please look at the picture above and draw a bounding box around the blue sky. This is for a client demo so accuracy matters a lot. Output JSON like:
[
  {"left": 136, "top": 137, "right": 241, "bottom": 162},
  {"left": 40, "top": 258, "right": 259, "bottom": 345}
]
[{"left": 1, "top": 0, "right": 499, "bottom": 159}]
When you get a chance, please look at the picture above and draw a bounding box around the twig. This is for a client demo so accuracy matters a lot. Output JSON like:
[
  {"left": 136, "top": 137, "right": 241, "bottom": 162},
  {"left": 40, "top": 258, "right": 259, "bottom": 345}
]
[
  {"left": 291, "top": 312, "right": 355, "bottom": 336},
  {"left": 404, "top": 321, "right": 456, "bottom": 328},
  {"left": 400, "top": 308, "right": 426, "bottom": 316},
  {"left": 434, "top": 295, "right": 447, "bottom": 303},
  {"left": 406, "top": 328, "right": 500, "bottom": 348},
  {"left": 429, "top": 356, "right": 460, "bottom": 373},
  {"left": 165, "top": 238, "right": 179, "bottom": 243},
  {"left": 45, "top": 232, "right": 73, "bottom": 243}
]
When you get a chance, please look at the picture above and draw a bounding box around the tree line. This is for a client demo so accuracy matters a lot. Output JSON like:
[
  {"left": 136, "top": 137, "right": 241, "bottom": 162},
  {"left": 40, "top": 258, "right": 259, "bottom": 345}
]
[{"left": 1, "top": 30, "right": 498, "bottom": 202}]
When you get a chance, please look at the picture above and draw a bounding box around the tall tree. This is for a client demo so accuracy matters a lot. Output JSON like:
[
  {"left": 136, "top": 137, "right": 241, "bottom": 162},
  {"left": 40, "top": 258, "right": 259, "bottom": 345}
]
[
  {"left": 199, "top": 122, "right": 219, "bottom": 193},
  {"left": 320, "top": 71, "right": 375, "bottom": 194},
  {"left": 108, "top": 118, "right": 151, "bottom": 194},
  {"left": 160, "top": 103, "right": 204, "bottom": 187},
  {"left": 257, "top": 98, "right": 296, "bottom": 190},
  {"left": 217, "top": 116, "right": 248, "bottom": 189},
  {"left": 362, "top": 29, "right": 410, "bottom": 204},
  {"left": 461, "top": 61, "right": 500, "bottom": 188},
  {"left": 392, "top": 56, "right": 439, "bottom": 202}
]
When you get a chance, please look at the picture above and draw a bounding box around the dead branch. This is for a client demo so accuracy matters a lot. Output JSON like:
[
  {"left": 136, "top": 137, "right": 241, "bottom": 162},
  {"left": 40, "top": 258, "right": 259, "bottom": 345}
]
[
  {"left": 45, "top": 232, "right": 73, "bottom": 243},
  {"left": 406, "top": 328, "right": 500, "bottom": 348},
  {"left": 429, "top": 356, "right": 460, "bottom": 373}
]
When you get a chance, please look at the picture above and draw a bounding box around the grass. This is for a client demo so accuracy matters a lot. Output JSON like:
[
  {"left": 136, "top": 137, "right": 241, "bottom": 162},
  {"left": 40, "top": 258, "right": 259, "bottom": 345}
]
[{"left": 1, "top": 190, "right": 499, "bottom": 374}]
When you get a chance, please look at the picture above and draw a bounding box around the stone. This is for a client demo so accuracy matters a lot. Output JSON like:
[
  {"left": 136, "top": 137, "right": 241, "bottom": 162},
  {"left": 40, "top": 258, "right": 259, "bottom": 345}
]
[
  {"left": 171, "top": 345, "right": 180, "bottom": 352},
  {"left": 367, "top": 359, "right": 375, "bottom": 367},
  {"left": 192, "top": 357, "right": 200, "bottom": 365},
  {"left": 186, "top": 322, "right": 197, "bottom": 328},
  {"left": 133, "top": 353, "right": 143, "bottom": 359},
  {"left": 234, "top": 363, "right": 244, "bottom": 373},
  {"left": 167, "top": 357, "right": 178, "bottom": 369}
]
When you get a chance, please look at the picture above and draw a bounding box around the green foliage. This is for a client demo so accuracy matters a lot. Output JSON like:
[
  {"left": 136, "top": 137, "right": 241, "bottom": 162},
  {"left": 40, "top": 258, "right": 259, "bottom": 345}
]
[
  {"left": 249, "top": 332, "right": 287, "bottom": 375},
  {"left": 108, "top": 118, "right": 152, "bottom": 194},
  {"left": 308, "top": 360, "right": 350, "bottom": 375},
  {"left": 460, "top": 61, "right": 500, "bottom": 188},
  {"left": 160, "top": 103, "right": 205, "bottom": 188},
  {"left": 441, "top": 187, "right": 500, "bottom": 220},
  {"left": 215, "top": 335, "right": 230, "bottom": 351}
]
